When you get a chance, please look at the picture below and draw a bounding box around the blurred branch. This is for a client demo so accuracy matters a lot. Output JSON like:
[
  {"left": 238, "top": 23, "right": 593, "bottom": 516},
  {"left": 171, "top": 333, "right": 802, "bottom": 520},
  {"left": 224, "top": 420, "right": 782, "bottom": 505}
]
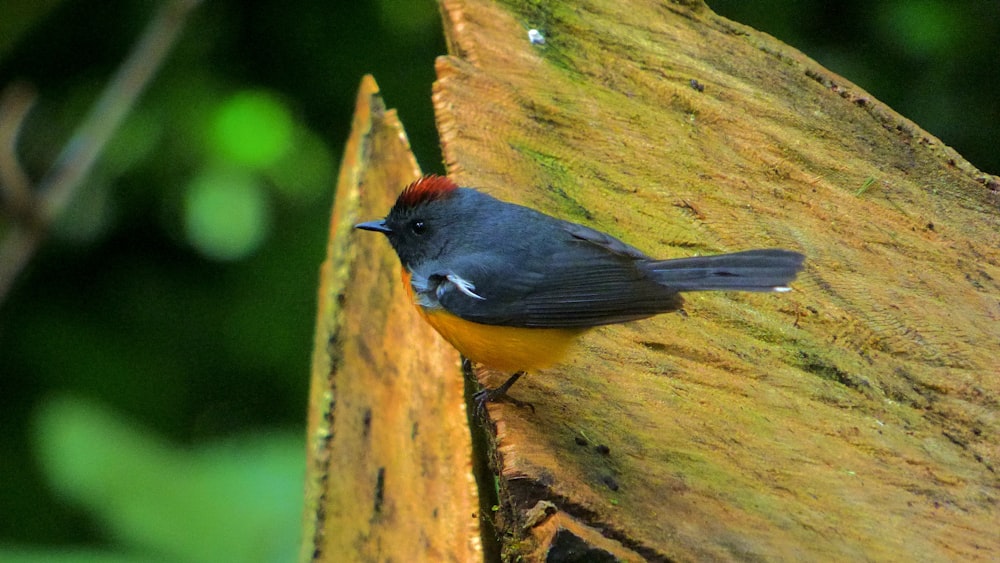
[
  {"left": 0, "top": 0, "right": 202, "bottom": 305},
  {"left": 0, "top": 82, "right": 35, "bottom": 218}
]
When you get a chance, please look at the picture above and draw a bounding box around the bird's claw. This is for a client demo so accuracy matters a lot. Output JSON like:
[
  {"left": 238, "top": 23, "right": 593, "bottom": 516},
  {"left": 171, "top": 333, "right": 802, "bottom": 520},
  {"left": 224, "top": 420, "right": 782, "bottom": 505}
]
[
  {"left": 464, "top": 368, "right": 533, "bottom": 416},
  {"left": 473, "top": 386, "right": 535, "bottom": 416}
]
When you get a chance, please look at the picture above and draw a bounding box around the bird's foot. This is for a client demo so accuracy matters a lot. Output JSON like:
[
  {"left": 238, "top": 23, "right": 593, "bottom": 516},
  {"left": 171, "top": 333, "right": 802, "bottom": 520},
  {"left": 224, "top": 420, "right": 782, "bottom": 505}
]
[{"left": 473, "top": 371, "right": 534, "bottom": 416}]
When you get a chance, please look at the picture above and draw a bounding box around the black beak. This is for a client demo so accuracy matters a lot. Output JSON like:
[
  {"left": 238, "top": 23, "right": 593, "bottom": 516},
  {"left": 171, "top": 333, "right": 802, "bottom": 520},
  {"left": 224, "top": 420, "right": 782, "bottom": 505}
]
[{"left": 355, "top": 220, "right": 392, "bottom": 234}]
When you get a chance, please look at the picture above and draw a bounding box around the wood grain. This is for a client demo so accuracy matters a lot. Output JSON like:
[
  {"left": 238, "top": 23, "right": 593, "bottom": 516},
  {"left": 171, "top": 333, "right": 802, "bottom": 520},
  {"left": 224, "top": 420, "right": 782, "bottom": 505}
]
[
  {"left": 434, "top": 1, "right": 1000, "bottom": 560},
  {"left": 302, "top": 75, "right": 480, "bottom": 563}
]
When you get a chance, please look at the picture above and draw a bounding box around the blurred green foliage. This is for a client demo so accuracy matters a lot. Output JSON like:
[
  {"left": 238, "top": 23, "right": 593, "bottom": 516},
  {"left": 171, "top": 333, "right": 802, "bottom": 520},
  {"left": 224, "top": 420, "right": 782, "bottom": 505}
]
[
  {"left": 0, "top": 0, "right": 443, "bottom": 559},
  {"left": 184, "top": 165, "right": 270, "bottom": 261},
  {"left": 27, "top": 396, "right": 303, "bottom": 562},
  {"left": 0, "top": 0, "right": 993, "bottom": 560},
  {"left": 210, "top": 91, "right": 294, "bottom": 168}
]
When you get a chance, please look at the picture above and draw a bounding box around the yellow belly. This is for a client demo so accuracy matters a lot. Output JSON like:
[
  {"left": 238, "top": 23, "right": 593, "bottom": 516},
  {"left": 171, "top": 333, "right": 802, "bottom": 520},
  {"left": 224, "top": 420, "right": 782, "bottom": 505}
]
[
  {"left": 421, "top": 308, "right": 584, "bottom": 372},
  {"left": 400, "top": 269, "right": 584, "bottom": 372}
]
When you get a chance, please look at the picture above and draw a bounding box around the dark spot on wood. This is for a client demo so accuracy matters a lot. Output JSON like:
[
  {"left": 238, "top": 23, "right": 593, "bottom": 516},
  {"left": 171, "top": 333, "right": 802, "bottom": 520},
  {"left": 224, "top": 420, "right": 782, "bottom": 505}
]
[
  {"left": 372, "top": 467, "right": 386, "bottom": 516},
  {"left": 799, "top": 351, "right": 866, "bottom": 391},
  {"left": 547, "top": 529, "right": 618, "bottom": 562},
  {"left": 362, "top": 408, "right": 372, "bottom": 439},
  {"left": 942, "top": 431, "right": 967, "bottom": 449},
  {"left": 601, "top": 475, "right": 620, "bottom": 491},
  {"left": 356, "top": 337, "right": 377, "bottom": 367},
  {"left": 549, "top": 184, "right": 594, "bottom": 221}
]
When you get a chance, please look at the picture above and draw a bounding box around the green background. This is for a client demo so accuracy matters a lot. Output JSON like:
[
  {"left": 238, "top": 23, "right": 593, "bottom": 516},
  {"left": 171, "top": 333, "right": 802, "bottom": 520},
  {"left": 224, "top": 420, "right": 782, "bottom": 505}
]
[{"left": 0, "top": 1, "right": 995, "bottom": 561}]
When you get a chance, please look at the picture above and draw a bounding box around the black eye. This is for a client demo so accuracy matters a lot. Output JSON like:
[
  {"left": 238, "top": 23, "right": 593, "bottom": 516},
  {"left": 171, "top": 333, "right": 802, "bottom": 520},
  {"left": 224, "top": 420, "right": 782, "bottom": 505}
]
[{"left": 410, "top": 220, "right": 427, "bottom": 235}]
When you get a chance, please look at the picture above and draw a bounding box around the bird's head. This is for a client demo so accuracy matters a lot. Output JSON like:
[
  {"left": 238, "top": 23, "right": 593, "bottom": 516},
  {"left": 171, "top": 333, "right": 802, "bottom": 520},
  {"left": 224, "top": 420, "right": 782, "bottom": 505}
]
[{"left": 355, "top": 175, "right": 462, "bottom": 269}]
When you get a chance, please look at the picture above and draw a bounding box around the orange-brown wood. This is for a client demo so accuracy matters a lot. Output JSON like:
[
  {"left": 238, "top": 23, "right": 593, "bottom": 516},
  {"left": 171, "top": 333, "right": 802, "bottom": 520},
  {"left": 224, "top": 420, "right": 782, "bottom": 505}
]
[
  {"left": 434, "top": 0, "right": 1000, "bottom": 561},
  {"left": 301, "top": 75, "right": 480, "bottom": 562}
]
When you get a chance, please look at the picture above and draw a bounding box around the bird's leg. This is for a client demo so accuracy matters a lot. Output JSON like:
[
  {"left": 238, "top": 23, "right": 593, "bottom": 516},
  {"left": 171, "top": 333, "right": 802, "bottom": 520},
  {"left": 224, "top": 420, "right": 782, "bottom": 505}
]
[
  {"left": 474, "top": 371, "right": 535, "bottom": 414},
  {"left": 461, "top": 357, "right": 475, "bottom": 378}
]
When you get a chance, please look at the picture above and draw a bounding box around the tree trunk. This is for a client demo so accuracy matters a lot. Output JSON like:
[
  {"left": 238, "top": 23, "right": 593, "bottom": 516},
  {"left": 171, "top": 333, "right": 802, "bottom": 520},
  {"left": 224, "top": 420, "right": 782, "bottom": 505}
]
[
  {"left": 432, "top": 0, "right": 999, "bottom": 561},
  {"left": 305, "top": 0, "right": 1000, "bottom": 561},
  {"left": 302, "top": 76, "right": 481, "bottom": 562}
]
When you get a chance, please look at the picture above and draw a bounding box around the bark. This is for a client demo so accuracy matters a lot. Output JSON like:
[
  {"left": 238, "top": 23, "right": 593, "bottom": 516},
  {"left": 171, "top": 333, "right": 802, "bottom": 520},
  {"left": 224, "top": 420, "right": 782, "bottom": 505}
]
[
  {"left": 302, "top": 76, "right": 481, "bottom": 563},
  {"left": 429, "top": 0, "right": 1000, "bottom": 561},
  {"left": 305, "top": 2, "right": 1000, "bottom": 561}
]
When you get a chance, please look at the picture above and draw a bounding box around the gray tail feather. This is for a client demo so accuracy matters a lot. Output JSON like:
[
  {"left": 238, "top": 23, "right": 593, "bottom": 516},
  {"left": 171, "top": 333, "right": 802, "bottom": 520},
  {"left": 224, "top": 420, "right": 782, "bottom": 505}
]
[{"left": 643, "top": 249, "right": 805, "bottom": 292}]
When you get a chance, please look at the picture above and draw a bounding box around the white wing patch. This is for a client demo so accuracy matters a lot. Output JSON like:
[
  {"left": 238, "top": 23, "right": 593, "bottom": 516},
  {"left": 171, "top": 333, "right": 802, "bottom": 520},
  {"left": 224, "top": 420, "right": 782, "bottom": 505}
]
[
  {"left": 410, "top": 271, "right": 485, "bottom": 309},
  {"left": 444, "top": 273, "right": 485, "bottom": 300}
]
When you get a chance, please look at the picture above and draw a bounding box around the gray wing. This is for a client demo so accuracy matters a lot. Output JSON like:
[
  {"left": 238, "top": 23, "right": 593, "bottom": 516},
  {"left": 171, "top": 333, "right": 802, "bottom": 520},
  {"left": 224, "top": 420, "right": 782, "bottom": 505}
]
[{"left": 427, "top": 222, "right": 683, "bottom": 328}]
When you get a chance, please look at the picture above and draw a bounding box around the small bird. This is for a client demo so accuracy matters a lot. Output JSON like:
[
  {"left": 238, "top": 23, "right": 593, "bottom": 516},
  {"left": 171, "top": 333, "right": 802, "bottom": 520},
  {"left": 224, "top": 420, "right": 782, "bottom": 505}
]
[{"left": 356, "top": 176, "right": 805, "bottom": 409}]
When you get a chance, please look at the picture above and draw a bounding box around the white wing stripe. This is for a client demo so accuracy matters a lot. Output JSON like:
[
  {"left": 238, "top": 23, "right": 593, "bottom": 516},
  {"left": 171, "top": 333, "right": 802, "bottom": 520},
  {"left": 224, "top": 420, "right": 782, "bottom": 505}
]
[{"left": 444, "top": 273, "right": 486, "bottom": 300}]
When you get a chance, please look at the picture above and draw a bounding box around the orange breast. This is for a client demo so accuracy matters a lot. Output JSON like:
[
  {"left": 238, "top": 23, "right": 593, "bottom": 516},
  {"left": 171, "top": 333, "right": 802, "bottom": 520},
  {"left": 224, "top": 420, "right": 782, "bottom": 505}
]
[{"left": 401, "top": 270, "right": 584, "bottom": 372}]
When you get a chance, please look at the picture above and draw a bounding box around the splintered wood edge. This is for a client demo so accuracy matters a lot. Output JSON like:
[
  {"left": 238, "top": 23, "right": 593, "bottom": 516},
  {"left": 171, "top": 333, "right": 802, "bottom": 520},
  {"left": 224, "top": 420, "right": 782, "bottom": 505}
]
[{"left": 302, "top": 75, "right": 479, "bottom": 562}]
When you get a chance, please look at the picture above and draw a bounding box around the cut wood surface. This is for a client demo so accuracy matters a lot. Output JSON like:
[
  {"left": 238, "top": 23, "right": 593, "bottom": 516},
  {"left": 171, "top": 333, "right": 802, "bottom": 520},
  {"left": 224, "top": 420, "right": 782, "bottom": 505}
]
[
  {"left": 433, "top": 0, "right": 1000, "bottom": 561},
  {"left": 302, "top": 75, "right": 480, "bottom": 563}
]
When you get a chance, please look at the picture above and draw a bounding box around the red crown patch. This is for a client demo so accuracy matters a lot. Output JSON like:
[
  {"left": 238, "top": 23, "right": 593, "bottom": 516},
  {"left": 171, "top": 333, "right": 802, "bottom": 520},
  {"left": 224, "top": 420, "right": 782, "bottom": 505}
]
[{"left": 397, "top": 175, "right": 459, "bottom": 208}]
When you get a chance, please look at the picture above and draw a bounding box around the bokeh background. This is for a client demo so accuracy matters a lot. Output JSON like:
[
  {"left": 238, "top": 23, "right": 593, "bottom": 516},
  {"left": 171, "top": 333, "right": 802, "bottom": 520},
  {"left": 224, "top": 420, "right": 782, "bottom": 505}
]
[{"left": 0, "top": 1, "right": 995, "bottom": 561}]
